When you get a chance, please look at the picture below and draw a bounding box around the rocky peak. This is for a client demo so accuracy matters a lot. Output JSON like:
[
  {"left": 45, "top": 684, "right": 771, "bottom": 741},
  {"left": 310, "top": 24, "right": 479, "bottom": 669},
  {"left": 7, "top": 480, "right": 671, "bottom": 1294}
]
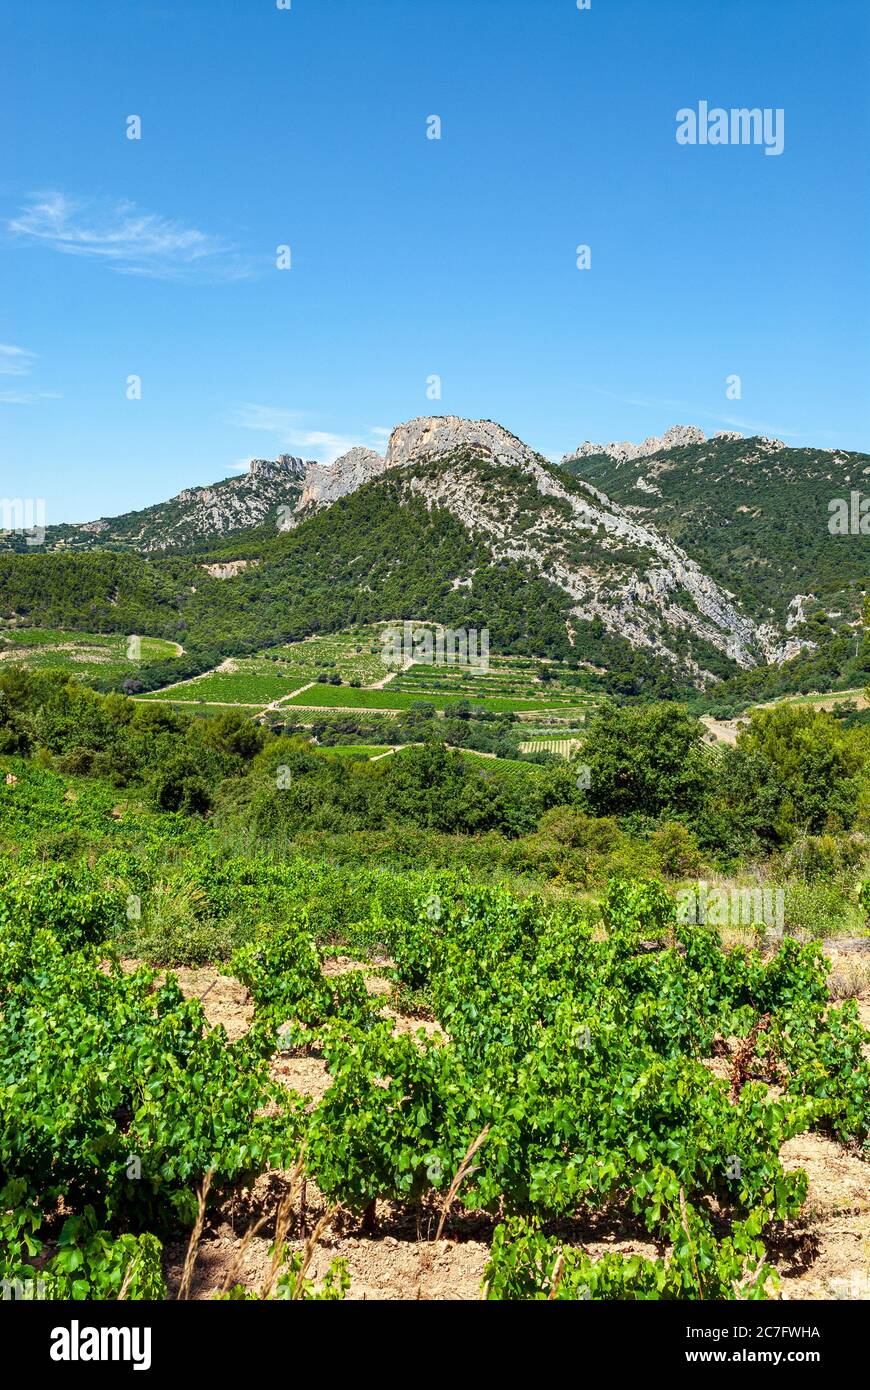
[
  {"left": 296, "top": 418, "right": 545, "bottom": 512},
  {"left": 563, "top": 424, "right": 707, "bottom": 465},
  {"left": 384, "top": 416, "right": 543, "bottom": 472},
  {"left": 298, "top": 447, "right": 386, "bottom": 509},
  {"left": 248, "top": 455, "right": 309, "bottom": 480}
]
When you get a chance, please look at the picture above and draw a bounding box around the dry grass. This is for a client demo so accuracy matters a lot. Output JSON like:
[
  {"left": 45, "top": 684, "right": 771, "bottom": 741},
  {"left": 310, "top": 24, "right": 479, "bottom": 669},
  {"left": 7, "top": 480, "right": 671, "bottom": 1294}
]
[
  {"left": 827, "top": 955, "right": 870, "bottom": 1001},
  {"left": 435, "top": 1126, "right": 491, "bottom": 1243},
  {"left": 177, "top": 1169, "right": 214, "bottom": 1301}
]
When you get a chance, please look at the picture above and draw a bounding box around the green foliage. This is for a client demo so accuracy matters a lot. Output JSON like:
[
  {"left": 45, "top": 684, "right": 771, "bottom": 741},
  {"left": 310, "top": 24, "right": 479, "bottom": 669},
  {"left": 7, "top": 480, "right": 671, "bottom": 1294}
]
[
  {"left": 583, "top": 703, "right": 707, "bottom": 819},
  {"left": 0, "top": 869, "right": 298, "bottom": 1230},
  {"left": 484, "top": 1208, "right": 775, "bottom": 1300},
  {"left": 0, "top": 1189, "right": 165, "bottom": 1300}
]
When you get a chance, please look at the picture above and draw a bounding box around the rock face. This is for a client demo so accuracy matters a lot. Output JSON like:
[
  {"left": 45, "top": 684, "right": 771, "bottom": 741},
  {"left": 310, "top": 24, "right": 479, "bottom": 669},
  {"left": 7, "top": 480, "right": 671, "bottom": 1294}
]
[
  {"left": 298, "top": 447, "right": 386, "bottom": 509},
  {"left": 248, "top": 455, "right": 308, "bottom": 481},
  {"left": 563, "top": 424, "right": 706, "bottom": 464},
  {"left": 384, "top": 416, "right": 542, "bottom": 471}
]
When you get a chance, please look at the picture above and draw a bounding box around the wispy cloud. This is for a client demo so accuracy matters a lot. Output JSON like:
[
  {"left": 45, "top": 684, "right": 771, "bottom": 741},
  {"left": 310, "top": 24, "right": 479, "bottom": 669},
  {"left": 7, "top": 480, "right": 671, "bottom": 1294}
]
[
  {"left": 7, "top": 192, "right": 253, "bottom": 281},
  {"left": 0, "top": 344, "right": 36, "bottom": 376},
  {"left": 0, "top": 389, "right": 61, "bottom": 404},
  {"left": 231, "top": 402, "right": 388, "bottom": 465},
  {"left": 0, "top": 343, "right": 60, "bottom": 404}
]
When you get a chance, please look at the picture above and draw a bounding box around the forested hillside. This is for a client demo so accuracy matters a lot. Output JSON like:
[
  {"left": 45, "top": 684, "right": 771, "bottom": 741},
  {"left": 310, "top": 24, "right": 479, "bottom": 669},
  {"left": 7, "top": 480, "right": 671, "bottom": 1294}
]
[{"left": 562, "top": 434, "right": 869, "bottom": 629}]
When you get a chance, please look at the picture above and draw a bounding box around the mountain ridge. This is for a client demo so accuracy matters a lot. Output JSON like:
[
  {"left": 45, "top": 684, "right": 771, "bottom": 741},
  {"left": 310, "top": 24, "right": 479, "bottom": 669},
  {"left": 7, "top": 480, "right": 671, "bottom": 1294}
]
[{"left": 2, "top": 414, "right": 867, "bottom": 689}]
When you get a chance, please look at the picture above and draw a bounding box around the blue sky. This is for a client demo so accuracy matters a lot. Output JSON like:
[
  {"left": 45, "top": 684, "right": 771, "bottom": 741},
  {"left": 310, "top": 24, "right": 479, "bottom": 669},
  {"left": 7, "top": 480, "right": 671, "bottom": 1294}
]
[{"left": 2, "top": 0, "right": 868, "bottom": 524}]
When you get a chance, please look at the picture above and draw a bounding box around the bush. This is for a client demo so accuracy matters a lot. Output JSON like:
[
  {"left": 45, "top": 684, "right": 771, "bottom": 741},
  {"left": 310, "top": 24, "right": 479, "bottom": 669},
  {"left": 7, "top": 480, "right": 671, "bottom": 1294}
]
[{"left": 650, "top": 822, "right": 702, "bottom": 879}]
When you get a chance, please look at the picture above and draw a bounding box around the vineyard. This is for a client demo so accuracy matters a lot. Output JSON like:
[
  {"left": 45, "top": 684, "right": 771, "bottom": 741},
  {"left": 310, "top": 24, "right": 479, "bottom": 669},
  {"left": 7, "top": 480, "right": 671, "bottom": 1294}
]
[{"left": 2, "top": 859, "right": 867, "bottom": 1301}]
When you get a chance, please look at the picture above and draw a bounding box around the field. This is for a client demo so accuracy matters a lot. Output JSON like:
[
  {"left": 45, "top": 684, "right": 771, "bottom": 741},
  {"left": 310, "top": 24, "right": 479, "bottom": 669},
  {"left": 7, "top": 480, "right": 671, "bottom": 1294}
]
[
  {"left": 390, "top": 653, "right": 599, "bottom": 707},
  {"left": 0, "top": 626, "right": 181, "bottom": 683},
  {"left": 757, "top": 687, "right": 868, "bottom": 712},
  {"left": 131, "top": 628, "right": 605, "bottom": 725},
  {"left": 2, "top": 821, "right": 867, "bottom": 1303},
  {"left": 278, "top": 683, "right": 583, "bottom": 713},
  {"left": 519, "top": 737, "right": 584, "bottom": 758},
  {"left": 263, "top": 628, "right": 390, "bottom": 687},
  {"left": 138, "top": 660, "right": 316, "bottom": 707}
]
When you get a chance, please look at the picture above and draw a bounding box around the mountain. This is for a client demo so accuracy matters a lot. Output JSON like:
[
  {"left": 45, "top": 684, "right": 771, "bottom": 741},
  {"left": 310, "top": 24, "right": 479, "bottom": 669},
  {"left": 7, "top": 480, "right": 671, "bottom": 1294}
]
[
  {"left": 560, "top": 431, "right": 870, "bottom": 638},
  {"left": 2, "top": 455, "right": 311, "bottom": 554},
  {"left": 2, "top": 415, "right": 867, "bottom": 693}
]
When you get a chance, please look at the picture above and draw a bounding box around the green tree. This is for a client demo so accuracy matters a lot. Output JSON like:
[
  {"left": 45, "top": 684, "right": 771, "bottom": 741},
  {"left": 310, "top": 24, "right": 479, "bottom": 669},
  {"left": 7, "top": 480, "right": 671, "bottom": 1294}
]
[{"left": 583, "top": 703, "right": 707, "bottom": 819}]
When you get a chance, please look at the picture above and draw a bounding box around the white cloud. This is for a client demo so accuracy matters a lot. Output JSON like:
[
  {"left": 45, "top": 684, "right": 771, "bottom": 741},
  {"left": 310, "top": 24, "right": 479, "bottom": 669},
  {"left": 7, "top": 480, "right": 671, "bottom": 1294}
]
[
  {"left": 7, "top": 192, "right": 253, "bottom": 281},
  {"left": 0, "top": 389, "right": 61, "bottom": 404},
  {"left": 231, "top": 403, "right": 305, "bottom": 435},
  {"left": 0, "top": 344, "right": 36, "bottom": 376},
  {"left": 0, "top": 344, "right": 60, "bottom": 402},
  {"left": 230, "top": 403, "right": 387, "bottom": 465}
]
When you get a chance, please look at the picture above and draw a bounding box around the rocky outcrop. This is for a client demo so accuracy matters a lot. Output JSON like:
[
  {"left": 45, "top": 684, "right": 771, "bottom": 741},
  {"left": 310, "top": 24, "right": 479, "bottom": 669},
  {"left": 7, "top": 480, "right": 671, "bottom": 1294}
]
[
  {"left": 563, "top": 425, "right": 706, "bottom": 464},
  {"left": 298, "top": 447, "right": 385, "bottom": 508},
  {"left": 295, "top": 419, "right": 541, "bottom": 515},
  {"left": 199, "top": 559, "right": 258, "bottom": 580},
  {"left": 384, "top": 416, "right": 543, "bottom": 471},
  {"left": 248, "top": 455, "right": 308, "bottom": 481}
]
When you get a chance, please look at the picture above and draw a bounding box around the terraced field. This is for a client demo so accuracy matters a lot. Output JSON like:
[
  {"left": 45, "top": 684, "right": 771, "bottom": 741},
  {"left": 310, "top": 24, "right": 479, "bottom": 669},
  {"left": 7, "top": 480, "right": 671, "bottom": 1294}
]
[
  {"left": 138, "top": 662, "right": 315, "bottom": 706},
  {"left": 280, "top": 684, "right": 580, "bottom": 713},
  {"left": 264, "top": 628, "right": 391, "bottom": 686},
  {"left": 519, "top": 738, "right": 584, "bottom": 758},
  {"left": 132, "top": 627, "right": 604, "bottom": 721},
  {"left": 0, "top": 627, "right": 181, "bottom": 683}
]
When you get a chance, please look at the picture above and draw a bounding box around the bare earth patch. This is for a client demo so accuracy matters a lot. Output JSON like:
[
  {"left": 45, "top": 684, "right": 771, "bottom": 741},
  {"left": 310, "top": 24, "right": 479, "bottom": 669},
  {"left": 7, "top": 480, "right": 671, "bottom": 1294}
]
[
  {"left": 119, "top": 960, "right": 255, "bottom": 1040},
  {"left": 776, "top": 1134, "right": 870, "bottom": 1300}
]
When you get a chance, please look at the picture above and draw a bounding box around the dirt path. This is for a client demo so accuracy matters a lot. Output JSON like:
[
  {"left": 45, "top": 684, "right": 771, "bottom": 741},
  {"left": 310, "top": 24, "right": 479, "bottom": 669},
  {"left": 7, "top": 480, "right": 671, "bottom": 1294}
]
[
  {"left": 700, "top": 715, "right": 742, "bottom": 745},
  {"left": 368, "top": 653, "right": 414, "bottom": 690},
  {"left": 260, "top": 680, "right": 317, "bottom": 716}
]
